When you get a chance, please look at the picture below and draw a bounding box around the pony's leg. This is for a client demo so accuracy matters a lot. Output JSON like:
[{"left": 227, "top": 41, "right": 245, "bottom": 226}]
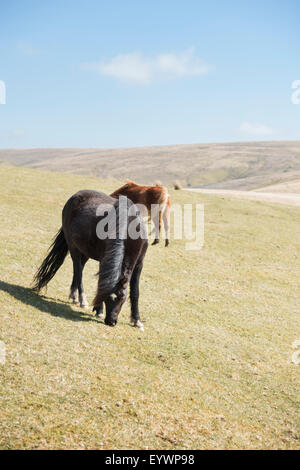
[
  {"left": 69, "top": 254, "right": 79, "bottom": 304},
  {"left": 70, "top": 251, "right": 89, "bottom": 308},
  {"left": 93, "top": 302, "right": 104, "bottom": 319},
  {"left": 163, "top": 198, "right": 170, "bottom": 247},
  {"left": 129, "top": 258, "right": 145, "bottom": 330},
  {"left": 78, "top": 254, "right": 89, "bottom": 308},
  {"left": 151, "top": 206, "right": 160, "bottom": 246},
  {"left": 159, "top": 211, "right": 162, "bottom": 237}
]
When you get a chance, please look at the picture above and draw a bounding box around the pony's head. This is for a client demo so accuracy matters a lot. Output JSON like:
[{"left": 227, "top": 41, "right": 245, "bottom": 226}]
[
  {"left": 92, "top": 237, "right": 127, "bottom": 326},
  {"left": 103, "top": 284, "right": 127, "bottom": 326}
]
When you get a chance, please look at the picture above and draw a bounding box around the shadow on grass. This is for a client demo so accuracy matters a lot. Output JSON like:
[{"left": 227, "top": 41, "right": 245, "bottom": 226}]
[{"left": 0, "top": 280, "right": 98, "bottom": 323}]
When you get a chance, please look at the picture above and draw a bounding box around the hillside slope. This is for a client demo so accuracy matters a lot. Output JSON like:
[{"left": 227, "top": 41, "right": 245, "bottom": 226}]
[
  {"left": 257, "top": 179, "right": 300, "bottom": 194},
  {"left": 1, "top": 140, "right": 300, "bottom": 190},
  {"left": 185, "top": 188, "right": 300, "bottom": 206},
  {"left": 0, "top": 165, "right": 300, "bottom": 449}
]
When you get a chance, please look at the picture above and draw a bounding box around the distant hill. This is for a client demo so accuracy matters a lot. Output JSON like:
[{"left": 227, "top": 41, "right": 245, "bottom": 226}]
[{"left": 1, "top": 140, "right": 300, "bottom": 190}]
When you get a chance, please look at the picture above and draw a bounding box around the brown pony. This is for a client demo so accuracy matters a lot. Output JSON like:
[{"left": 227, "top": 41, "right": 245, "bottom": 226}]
[{"left": 111, "top": 180, "right": 170, "bottom": 246}]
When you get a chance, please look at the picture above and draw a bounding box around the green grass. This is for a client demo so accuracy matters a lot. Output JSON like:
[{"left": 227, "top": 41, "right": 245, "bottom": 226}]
[{"left": 0, "top": 164, "right": 299, "bottom": 449}]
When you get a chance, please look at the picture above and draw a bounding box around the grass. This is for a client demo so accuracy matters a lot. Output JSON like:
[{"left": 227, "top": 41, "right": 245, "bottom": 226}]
[{"left": 0, "top": 164, "right": 299, "bottom": 449}]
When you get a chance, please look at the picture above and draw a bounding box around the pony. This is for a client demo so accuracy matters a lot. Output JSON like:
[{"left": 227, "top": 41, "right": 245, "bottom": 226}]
[
  {"left": 173, "top": 180, "right": 182, "bottom": 190},
  {"left": 33, "top": 190, "right": 148, "bottom": 328},
  {"left": 110, "top": 180, "right": 170, "bottom": 247}
]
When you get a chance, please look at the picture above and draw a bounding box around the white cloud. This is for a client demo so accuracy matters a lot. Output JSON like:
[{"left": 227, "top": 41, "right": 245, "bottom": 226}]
[
  {"left": 239, "top": 122, "right": 274, "bottom": 136},
  {"left": 83, "top": 47, "right": 211, "bottom": 84}
]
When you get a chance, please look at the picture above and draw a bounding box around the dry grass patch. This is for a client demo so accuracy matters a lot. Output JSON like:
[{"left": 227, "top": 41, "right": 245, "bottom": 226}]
[{"left": 0, "top": 165, "right": 299, "bottom": 449}]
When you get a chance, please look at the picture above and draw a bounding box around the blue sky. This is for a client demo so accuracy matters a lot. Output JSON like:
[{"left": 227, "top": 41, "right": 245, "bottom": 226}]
[{"left": 0, "top": 0, "right": 299, "bottom": 148}]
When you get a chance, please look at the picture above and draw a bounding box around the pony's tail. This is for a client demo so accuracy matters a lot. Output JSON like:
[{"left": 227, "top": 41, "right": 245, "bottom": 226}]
[
  {"left": 93, "top": 198, "right": 127, "bottom": 307},
  {"left": 33, "top": 228, "right": 69, "bottom": 292}
]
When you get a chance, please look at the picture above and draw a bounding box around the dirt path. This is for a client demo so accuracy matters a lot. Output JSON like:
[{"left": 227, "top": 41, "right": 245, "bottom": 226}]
[{"left": 184, "top": 188, "right": 300, "bottom": 207}]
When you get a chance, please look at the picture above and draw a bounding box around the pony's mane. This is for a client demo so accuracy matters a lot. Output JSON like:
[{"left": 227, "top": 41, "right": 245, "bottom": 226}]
[
  {"left": 123, "top": 179, "right": 137, "bottom": 188},
  {"left": 93, "top": 197, "right": 137, "bottom": 305},
  {"left": 125, "top": 179, "right": 163, "bottom": 189},
  {"left": 112, "top": 180, "right": 137, "bottom": 192}
]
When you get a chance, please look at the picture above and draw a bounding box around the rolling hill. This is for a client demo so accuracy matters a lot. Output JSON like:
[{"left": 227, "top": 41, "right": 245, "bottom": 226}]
[
  {"left": 1, "top": 140, "right": 300, "bottom": 190},
  {"left": 0, "top": 165, "right": 299, "bottom": 449}
]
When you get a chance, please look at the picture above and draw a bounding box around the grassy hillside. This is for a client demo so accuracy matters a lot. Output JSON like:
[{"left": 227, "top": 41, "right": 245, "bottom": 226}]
[
  {"left": 257, "top": 179, "right": 300, "bottom": 194},
  {"left": 1, "top": 140, "right": 300, "bottom": 190},
  {"left": 0, "top": 165, "right": 299, "bottom": 450}
]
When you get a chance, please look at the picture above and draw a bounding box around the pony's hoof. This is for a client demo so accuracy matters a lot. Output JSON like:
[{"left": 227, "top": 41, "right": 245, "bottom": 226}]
[
  {"left": 151, "top": 239, "right": 159, "bottom": 246},
  {"left": 79, "top": 294, "right": 88, "bottom": 309},
  {"left": 134, "top": 320, "right": 144, "bottom": 331},
  {"left": 69, "top": 296, "right": 79, "bottom": 304},
  {"left": 165, "top": 239, "right": 169, "bottom": 247},
  {"left": 93, "top": 307, "right": 104, "bottom": 319}
]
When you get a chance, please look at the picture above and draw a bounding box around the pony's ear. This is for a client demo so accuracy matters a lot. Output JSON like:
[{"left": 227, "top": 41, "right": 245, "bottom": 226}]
[{"left": 125, "top": 179, "right": 134, "bottom": 185}]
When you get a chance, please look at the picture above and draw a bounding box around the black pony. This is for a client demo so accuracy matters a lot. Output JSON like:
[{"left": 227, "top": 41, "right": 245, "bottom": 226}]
[{"left": 33, "top": 190, "right": 148, "bottom": 328}]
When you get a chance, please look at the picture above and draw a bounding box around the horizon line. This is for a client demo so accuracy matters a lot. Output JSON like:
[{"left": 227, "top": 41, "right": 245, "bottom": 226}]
[{"left": 0, "top": 138, "right": 299, "bottom": 152}]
